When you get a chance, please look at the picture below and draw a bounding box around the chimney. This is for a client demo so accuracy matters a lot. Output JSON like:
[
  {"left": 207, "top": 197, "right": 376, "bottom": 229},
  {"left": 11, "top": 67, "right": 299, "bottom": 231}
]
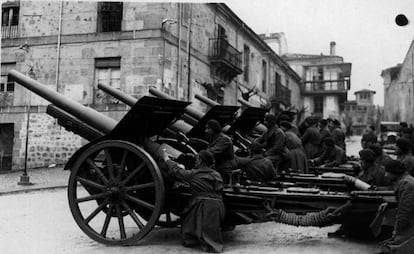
[{"left": 330, "top": 41, "right": 336, "bottom": 55}]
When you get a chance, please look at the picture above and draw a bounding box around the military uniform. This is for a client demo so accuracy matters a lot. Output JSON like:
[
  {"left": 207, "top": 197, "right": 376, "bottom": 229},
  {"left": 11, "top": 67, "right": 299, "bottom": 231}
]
[
  {"left": 314, "top": 144, "right": 346, "bottom": 167},
  {"left": 382, "top": 173, "right": 414, "bottom": 254},
  {"left": 236, "top": 154, "right": 277, "bottom": 182},
  {"left": 207, "top": 132, "right": 237, "bottom": 178},
  {"left": 332, "top": 126, "right": 346, "bottom": 152},
  {"left": 164, "top": 159, "right": 225, "bottom": 253},
  {"left": 302, "top": 126, "right": 322, "bottom": 159},
  {"left": 256, "top": 124, "right": 287, "bottom": 169},
  {"left": 397, "top": 153, "right": 414, "bottom": 176},
  {"left": 285, "top": 130, "right": 308, "bottom": 173}
]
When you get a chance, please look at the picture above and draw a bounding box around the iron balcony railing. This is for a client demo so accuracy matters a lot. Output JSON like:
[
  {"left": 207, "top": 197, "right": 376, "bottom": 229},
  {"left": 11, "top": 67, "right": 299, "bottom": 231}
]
[
  {"left": 1, "top": 25, "right": 19, "bottom": 38},
  {"left": 303, "top": 79, "right": 350, "bottom": 94},
  {"left": 208, "top": 37, "right": 243, "bottom": 73},
  {"left": 271, "top": 82, "right": 291, "bottom": 106}
]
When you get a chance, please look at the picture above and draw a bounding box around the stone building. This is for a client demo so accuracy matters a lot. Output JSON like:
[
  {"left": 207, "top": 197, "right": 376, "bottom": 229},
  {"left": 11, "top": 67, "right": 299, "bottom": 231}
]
[
  {"left": 342, "top": 89, "right": 377, "bottom": 135},
  {"left": 1, "top": 1, "right": 302, "bottom": 170},
  {"left": 282, "top": 42, "right": 352, "bottom": 120},
  {"left": 381, "top": 40, "right": 414, "bottom": 123}
]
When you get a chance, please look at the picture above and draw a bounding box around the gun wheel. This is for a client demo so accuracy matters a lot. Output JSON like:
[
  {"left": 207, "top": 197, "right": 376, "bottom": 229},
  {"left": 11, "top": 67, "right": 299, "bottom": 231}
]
[{"left": 68, "top": 140, "right": 164, "bottom": 245}]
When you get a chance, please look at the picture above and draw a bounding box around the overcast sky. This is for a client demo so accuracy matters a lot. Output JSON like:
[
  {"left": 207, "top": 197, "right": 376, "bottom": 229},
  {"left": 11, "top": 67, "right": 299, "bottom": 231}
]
[{"left": 225, "top": 0, "right": 414, "bottom": 106}]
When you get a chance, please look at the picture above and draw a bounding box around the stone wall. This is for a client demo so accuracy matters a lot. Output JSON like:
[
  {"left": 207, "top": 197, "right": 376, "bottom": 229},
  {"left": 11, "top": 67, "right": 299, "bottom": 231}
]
[{"left": 19, "top": 112, "right": 84, "bottom": 168}]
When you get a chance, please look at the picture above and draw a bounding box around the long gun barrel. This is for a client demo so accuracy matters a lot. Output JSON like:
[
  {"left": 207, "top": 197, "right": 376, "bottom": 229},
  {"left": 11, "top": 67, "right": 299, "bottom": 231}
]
[
  {"left": 196, "top": 93, "right": 267, "bottom": 134},
  {"left": 47, "top": 104, "right": 104, "bottom": 140},
  {"left": 148, "top": 87, "right": 202, "bottom": 122},
  {"left": 8, "top": 70, "right": 117, "bottom": 134},
  {"left": 194, "top": 93, "right": 220, "bottom": 107},
  {"left": 98, "top": 84, "right": 192, "bottom": 134}
]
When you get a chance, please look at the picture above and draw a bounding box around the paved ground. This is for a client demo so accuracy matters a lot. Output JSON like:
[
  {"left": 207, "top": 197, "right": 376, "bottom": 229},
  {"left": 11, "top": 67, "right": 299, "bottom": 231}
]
[{"left": 0, "top": 135, "right": 384, "bottom": 253}]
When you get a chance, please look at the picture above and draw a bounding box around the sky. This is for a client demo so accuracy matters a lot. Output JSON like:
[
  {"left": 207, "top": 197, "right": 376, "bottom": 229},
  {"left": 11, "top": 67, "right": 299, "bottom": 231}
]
[{"left": 224, "top": 0, "right": 414, "bottom": 106}]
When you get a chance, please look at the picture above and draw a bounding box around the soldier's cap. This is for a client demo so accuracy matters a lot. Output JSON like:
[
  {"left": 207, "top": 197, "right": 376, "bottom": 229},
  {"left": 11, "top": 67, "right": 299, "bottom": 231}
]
[
  {"left": 359, "top": 148, "right": 376, "bottom": 161},
  {"left": 264, "top": 113, "right": 277, "bottom": 125},
  {"left": 250, "top": 141, "right": 264, "bottom": 153},
  {"left": 323, "top": 137, "right": 335, "bottom": 147},
  {"left": 206, "top": 119, "right": 222, "bottom": 133},
  {"left": 384, "top": 159, "right": 407, "bottom": 175},
  {"left": 396, "top": 138, "right": 411, "bottom": 151},
  {"left": 333, "top": 119, "right": 341, "bottom": 126},
  {"left": 279, "top": 120, "right": 292, "bottom": 129},
  {"left": 198, "top": 150, "right": 215, "bottom": 166}
]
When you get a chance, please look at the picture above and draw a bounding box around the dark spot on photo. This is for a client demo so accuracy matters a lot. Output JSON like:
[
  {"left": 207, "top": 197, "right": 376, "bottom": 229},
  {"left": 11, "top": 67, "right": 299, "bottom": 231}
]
[{"left": 395, "top": 14, "right": 409, "bottom": 26}]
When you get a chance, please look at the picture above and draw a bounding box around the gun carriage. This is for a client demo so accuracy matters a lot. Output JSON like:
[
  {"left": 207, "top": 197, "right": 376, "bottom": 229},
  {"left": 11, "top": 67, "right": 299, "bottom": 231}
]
[
  {"left": 9, "top": 70, "right": 396, "bottom": 246},
  {"left": 99, "top": 84, "right": 374, "bottom": 192}
]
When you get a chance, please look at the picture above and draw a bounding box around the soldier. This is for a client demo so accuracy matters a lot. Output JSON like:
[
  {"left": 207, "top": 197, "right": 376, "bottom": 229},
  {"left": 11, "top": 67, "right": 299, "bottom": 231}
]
[
  {"left": 279, "top": 121, "right": 308, "bottom": 173},
  {"left": 255, "top": 113, "right": 288, "bottom": 171},
  {"left": 310, "top": 137, "right": 346, "bottom": 167},
  {"left": 301, "top": 116, "right": 322, "bottom": 159},
  {"left": 331, "top": 119, "right": 346, "bottom": 153},
  {"left": 319, "top": 119, "right": 332, "bottom": 139},
  {"left": 205, "top": 119, "right": 237, "bottom": 181},
  {"left": 357, "top": 148, "right": 386, "bottom": 187},
  {"left": 396, "top": 138, "right": 414, "bottom": 176},
  {"left": 160, "top": 149, "right": 225, "bottom": 253},
  {"left": 235, "top": 141, "right": 277, "bottom": 182},
  {"left": 380, "top": 160, "right": 414, "bottom": 254},
  {"left": 369, "top": 143, "right": 392, "bottom": 167}
]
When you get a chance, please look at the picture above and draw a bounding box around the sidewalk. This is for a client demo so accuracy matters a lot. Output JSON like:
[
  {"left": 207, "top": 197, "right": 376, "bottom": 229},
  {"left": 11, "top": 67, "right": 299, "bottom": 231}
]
[{"left": 0, "top": 165, "right": 69, "bottom": 196}]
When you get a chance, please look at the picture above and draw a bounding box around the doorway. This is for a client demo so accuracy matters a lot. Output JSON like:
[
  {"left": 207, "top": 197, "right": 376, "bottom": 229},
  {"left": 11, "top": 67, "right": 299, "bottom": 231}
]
[{"left": 0, "top": 123, "right": 14, "bottom": 171}]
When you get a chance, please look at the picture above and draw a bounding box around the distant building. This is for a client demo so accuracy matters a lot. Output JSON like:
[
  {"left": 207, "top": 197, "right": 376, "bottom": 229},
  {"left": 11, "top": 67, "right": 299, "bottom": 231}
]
[
  {"left": 343, "top": 89, "right": 377, "bottom": 135},
  {"left": 282, "top": 42, "right": 352, "bottom": 120},
  {"left": 1, "top": 1, "right": 302, "bottom": 170},
  {"left": 381, "top": 40, "right": 414, "bottom": 123}
]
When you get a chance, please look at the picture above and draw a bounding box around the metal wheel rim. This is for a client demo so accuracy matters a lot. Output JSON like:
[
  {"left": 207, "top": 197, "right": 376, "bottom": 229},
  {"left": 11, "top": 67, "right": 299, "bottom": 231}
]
[{"left": 68, "top": 140, "right": 164, "bottom": 245}]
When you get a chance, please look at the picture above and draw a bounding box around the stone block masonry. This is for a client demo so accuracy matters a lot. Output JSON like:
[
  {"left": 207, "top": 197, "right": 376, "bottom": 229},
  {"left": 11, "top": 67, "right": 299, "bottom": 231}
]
[{"left": 17, "top": 113, "right": 84, "bottom": 170}]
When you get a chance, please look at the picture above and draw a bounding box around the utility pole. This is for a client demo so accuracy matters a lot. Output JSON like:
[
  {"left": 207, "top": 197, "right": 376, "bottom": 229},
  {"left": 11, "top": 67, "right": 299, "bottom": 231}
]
[
  {"left": 186, "top": 3, "right": 192, "bottom": 101},
  {"left": 18, "top": 65, "right": 35, "bottom": 186}
]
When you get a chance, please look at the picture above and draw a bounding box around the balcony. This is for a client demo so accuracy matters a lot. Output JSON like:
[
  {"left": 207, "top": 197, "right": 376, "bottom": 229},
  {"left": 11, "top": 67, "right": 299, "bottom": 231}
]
[
  {"left": 1, "top": 25, "right": 19, "bottom": 39},
  {"left": 208, "top": 37, "right": 243, "bottom": 82},
  {"left": 302, "top": 79, "right": 350, "bottom": 95},
  {"left": 270, "top": 82, "right": 291, "bottom": 106}
]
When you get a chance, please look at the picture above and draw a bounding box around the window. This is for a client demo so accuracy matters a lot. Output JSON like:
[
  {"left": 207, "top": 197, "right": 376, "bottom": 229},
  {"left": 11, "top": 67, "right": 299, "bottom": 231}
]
[
  {"left": 243, "top": 45, "right": 250, "bottom": 82},
  {"left": 285, "top": 78, "right": 290, "bottom": 89},
  {"left": 97, "top": 2, "right": 123, "bottom": 32},
  {"left": 262, "top": 60, "right": 267, "bottom": 92},
  {"left": 1, "top": 3, "right": 19, "bottom": 38},
  {"left": 314, "top": 96, "right": 324, "bottom": 114},
  {"left": 0, "top": 63, "right": 16, "bottom": 106},
  {"left": 181, "top": 3, "right": 191, "bottom": 27},
  {"left": 94, "top": 57, "right": 121, "bottom": 104},
  {"left": 275, "top": 72, "right": 281, "bottom": 85}
]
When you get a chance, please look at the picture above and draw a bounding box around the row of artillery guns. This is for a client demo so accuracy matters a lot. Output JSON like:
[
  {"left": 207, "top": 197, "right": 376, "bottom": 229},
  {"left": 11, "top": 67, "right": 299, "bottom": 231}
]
[{"left": 8, "top": 69, "right": 397, "bottom": 246}]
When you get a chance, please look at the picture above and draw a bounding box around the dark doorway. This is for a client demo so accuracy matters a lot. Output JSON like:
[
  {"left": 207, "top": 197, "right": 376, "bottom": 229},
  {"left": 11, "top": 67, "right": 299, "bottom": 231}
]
[{"left": 0, "top": 123, "right": 13, "bottom": 171}]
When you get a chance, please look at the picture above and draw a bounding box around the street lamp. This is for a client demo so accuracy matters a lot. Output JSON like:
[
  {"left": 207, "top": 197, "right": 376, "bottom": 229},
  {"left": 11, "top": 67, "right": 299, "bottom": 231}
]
[
  {"left": 18, "top": 65, "right": 35, "bottom": 185},
  {"left": 160, "top": 18, "right": 177, "bottom": 94}
]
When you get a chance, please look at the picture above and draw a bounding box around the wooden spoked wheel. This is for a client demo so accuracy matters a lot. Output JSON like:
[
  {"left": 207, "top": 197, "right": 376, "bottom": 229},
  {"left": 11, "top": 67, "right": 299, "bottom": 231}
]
[{"left": 68, "top": 140, "right": 164, "bottom": 245}]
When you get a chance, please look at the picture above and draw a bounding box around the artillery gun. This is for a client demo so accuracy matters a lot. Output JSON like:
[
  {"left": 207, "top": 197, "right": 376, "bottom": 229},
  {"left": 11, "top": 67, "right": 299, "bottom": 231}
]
[
  {"left": 9, "top": 69, "right": 396, "bottom": 246},
  {"left": 99, "top": 85, "right": 372, "bottom": 192}
]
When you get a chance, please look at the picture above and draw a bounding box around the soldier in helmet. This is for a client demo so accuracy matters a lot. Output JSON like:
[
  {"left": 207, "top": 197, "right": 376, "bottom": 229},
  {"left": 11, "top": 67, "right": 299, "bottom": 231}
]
[
  {"left": 380, "top": 160, "right": 414, "bottom": 254},
  {"left": 205, "top": 119, "right": 237, "bottom": 181},
  {"left": 255, "top": 113, "right": 288, "bottom": 171},
  {"left": 396, "top": 138, "right": 414, "bottom": 176},
  {"left": 160, "top": 149, "right": 225, "bottom": 253},
  {"left": 357, "top": 148, "right": 386, "bottom": 187}
]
